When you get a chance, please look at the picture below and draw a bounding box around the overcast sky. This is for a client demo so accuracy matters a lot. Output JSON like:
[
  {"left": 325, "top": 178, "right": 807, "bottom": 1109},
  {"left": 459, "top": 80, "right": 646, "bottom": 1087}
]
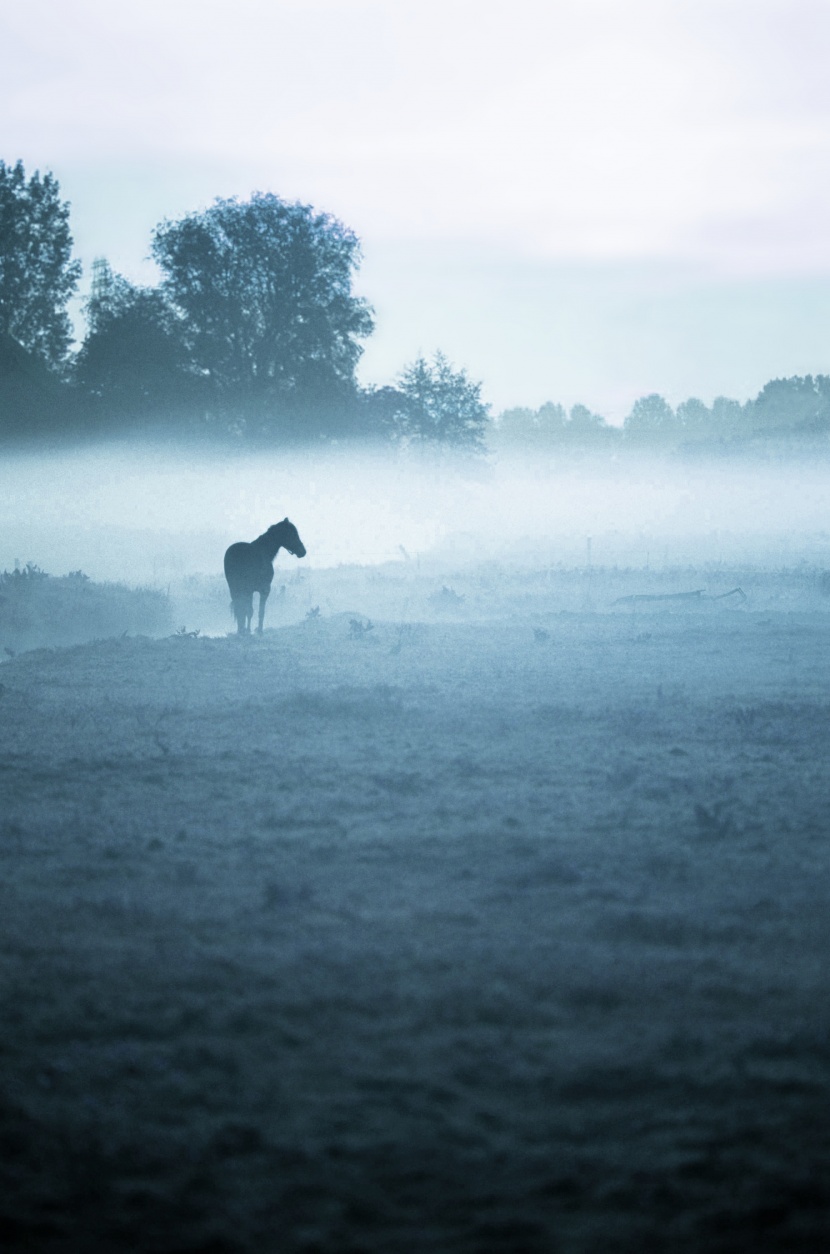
[{"left": 4, "top": 0, "right": 830, "bottom": 417}]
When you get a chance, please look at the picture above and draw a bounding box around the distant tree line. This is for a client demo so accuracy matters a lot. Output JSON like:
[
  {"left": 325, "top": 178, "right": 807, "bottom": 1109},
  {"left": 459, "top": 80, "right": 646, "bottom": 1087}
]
[
  {"left": 2, "top": 157, "right": 830, "bottom": 454},
  {"left": 492, "top": 378, "right": 830, "bottom": 452}
]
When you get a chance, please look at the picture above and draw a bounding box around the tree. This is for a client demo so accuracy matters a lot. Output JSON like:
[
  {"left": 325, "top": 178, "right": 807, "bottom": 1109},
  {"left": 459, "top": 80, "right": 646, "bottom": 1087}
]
[
  {"left": 710, "top": 395, "right": 746, "bottom": 434},
  {"left": 623, "top": 393, "right": 678, "bottom": 442},
  {"left": 676, "top": 397, "right": 710, "bottom": 438},
  {"left": 566, "top": 403, "right": 618, "bottom": 444},
  {"left": 150, "top": 193, "right": 374, "bottom": 433},
  {"left": 390, "top": 352, "right": 490, "bottom": 450},
  {"left": 492, "top": 401, "right": 618, "bottom": 450},
  {"left": 0, "top": 329, "right": 65, "bottom": 436},
  {"left": 748, "top": 376, "right": 830, "bottom": 435},
  {"left": 359, "top": 385, "right": 410, "bottom": 440},
  {"left": 495, "top": 402, "right": 567, "bottom": 447},
  {"left": 0, "top": 160, "right": 81, "bottom": 371},
  {"left": 74, "top": 259, "right": 199, "bottom": 426}
]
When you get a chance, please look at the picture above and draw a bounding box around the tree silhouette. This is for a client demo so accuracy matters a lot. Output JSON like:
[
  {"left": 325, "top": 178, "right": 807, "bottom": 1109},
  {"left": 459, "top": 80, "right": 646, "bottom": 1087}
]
[
  {"left": 495, "top": 402, "right": 567, "bottom": 447},
  {"left": 750, "top": 376, "right": 830, "bottom": 435},
  {"left": 151, "top": 193, "right": 374, "bottom": 434},
  {"left": 391, "top": 353, "right": 490, "bottom": 449},
  {"left": 624, "top": 393, "right": 677, "bottom": 442},
  {"left": 0, "top": 160, "right": 81, "bottom": 372},
  {"left": 74, "top": 259, "right": 198, "bottom": 427},
  {"left": 675, "top": 397, "right": 711, "bottom": 439}
]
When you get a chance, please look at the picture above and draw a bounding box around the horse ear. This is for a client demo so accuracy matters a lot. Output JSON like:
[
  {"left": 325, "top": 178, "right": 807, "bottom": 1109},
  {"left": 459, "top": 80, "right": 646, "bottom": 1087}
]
[{"left": 283, "top": 517, "right": 289, "bottom": 523}]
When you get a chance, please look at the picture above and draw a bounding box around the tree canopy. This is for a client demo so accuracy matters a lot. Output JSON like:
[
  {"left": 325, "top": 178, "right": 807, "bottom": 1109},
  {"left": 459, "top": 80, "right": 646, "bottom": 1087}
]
[
  {"left": 389, "top": 353, "right": 490, "bottom": 450},
  {"left": 0, "top": 160, "right": 81, "bottom": 371},
  {"left": 74, "top": 259, "right": 198, "bottom": 426},
  {"left": 150, "top": 193, "right": 374, "bottom": 432},
  {"left": 623, "top": 393, "right": 678, "bottom": 441},
  {"left": 749, "top": 375, "right": 830, "bottom": 435},
  {"left": 493, "top": 400, "right": 618, "bottom": 449}
]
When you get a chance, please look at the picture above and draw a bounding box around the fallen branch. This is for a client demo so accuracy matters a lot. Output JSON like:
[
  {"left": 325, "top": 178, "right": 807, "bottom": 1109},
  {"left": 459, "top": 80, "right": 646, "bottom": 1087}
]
[
  {"left": 613, "top": 587, "right": 746, "bottom": 606},
  {"left": 613, "top": 589, "right": 705, "bottom": 605},
  {"left": 711, "top": 587, "right": 747, "bottom": 602}
]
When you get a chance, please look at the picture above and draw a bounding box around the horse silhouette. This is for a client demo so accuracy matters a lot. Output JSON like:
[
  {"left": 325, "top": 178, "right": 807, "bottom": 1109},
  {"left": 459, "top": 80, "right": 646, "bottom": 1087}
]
[{"left": 224, "top": 519, "right": 306, "bottom": 635}]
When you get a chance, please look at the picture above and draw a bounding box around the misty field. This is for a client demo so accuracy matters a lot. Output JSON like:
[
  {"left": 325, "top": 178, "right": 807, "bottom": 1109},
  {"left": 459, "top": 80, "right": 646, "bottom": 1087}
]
[{"left": 2, "top": 559, "right": 830, "bottom": 1253}]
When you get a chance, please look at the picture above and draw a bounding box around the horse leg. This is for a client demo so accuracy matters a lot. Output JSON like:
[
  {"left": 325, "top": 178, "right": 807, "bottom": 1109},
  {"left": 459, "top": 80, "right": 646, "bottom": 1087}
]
[
  {"left": 257, "top": 586, "right": 270, "bottom": 634},
  {"left": 233, "top": 593, "right": 253, "bottom": 634}
]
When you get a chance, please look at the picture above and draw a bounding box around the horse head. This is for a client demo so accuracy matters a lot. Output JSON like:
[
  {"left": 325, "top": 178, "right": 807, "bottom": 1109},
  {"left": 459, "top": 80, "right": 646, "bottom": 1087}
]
[{"left": 275, "top": 518, "right": 306, "bottom": 559}]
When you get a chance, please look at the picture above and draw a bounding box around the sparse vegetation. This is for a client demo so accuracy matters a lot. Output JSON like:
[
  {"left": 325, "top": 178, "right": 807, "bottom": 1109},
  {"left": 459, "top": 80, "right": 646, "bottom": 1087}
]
[{"left": 0, "top": 565, "right": 172, "bottom": 651}]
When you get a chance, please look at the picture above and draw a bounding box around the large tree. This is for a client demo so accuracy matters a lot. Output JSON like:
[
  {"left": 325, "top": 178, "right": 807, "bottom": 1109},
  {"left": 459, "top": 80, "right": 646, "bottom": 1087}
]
[
  {"left": 749, "top": 375, "right": 830, "bottom": 435},
  {"left": 0, "top": 160, "right": 81, "bottom": 371},
  {"left": 151, "top": 193, "right": 374, "bottom": 431}
]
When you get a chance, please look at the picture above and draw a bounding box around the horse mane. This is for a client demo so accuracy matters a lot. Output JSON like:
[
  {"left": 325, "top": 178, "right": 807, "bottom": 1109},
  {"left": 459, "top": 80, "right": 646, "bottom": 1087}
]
[{"left": 255, "top": 519, "right": 291, "bottom": 546}]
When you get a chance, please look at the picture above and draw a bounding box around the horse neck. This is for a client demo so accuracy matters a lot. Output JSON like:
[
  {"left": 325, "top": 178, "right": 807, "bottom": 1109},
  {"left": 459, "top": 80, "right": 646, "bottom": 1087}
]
[{"left": 255, "top": 528, "right": 285, "bottom": 560}]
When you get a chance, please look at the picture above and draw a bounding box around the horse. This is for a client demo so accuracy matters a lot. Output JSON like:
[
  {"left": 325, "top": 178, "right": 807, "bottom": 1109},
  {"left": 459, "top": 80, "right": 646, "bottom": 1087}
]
[{"left": 224, "top": 519, "right": 306, "bottom": 635}]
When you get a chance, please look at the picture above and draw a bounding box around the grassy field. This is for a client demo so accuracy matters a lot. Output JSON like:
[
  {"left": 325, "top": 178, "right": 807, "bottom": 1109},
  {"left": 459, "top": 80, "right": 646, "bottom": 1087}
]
[{"left": 2, "top": 565, "right": 830, "bottom": 1252}]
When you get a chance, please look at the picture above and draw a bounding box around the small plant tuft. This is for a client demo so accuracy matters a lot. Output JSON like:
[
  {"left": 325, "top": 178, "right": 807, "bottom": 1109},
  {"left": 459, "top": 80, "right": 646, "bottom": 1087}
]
[
  {"left": 349, "top": 618, "right": 374, "bottom": 639},
  {"left": 429, "top": 585, "right": 465, "bottom": 609}
]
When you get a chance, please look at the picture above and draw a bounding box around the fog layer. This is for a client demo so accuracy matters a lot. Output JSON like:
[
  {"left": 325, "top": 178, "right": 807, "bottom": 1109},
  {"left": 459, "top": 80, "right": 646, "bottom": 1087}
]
[{"left": 2, "top": 443, "right": 829, "bottom": 586}]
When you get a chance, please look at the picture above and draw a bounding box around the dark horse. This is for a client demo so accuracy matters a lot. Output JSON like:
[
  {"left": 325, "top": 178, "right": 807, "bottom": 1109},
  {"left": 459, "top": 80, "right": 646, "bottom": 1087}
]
[{"left": 224, "top": 519, "right": 306, "bottom": 635}]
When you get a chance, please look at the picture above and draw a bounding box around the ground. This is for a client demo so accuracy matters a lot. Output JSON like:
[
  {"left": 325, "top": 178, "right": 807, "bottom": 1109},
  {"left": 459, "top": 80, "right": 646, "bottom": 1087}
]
[{"left": 1, "top": 563, "right": 830, "bottom": 1252}]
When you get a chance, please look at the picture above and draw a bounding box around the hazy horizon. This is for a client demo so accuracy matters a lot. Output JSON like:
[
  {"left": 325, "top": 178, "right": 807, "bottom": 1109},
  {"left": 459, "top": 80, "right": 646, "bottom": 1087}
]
[{"left": 2, "top": 440, "right": 829, "bottom": 588}]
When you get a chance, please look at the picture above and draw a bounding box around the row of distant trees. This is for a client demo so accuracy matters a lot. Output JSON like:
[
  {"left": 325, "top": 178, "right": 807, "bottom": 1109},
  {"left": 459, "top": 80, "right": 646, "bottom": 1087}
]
[
  {"left": 2, "top": 158, "right": 830, "bottom": 452},
  {"left": 493, "top": 378, "right": 830, "bottom": 451}
]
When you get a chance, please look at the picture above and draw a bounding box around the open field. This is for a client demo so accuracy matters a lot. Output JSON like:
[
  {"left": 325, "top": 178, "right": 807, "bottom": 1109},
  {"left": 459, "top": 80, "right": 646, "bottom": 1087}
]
[{"left": 2, "top": 563, "right": 830, "bottom": 1252}]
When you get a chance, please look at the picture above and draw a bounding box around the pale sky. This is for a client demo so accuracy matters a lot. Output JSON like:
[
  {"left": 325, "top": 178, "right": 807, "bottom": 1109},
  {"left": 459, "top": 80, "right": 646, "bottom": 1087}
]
[{"left": 4, "top": 0, "right": 830, "bottom": 417}]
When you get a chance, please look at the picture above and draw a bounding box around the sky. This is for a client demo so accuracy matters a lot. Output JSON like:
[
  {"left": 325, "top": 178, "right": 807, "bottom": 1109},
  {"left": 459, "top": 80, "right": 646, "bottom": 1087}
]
[{"left": 3, "top": 0, "right": 830, "bottom": 419}]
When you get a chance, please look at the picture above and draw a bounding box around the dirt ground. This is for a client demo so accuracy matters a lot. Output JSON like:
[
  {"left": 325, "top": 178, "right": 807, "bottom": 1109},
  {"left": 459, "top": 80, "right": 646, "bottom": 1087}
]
[{"left": 2, "top": 564, "right": 830, "bottom": 1252}]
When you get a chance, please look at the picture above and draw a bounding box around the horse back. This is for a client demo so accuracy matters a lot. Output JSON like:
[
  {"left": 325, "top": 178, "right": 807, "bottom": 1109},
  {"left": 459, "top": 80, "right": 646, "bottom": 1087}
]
[{"left": 224, "top": 541, "right": 274, "bottom": 594}]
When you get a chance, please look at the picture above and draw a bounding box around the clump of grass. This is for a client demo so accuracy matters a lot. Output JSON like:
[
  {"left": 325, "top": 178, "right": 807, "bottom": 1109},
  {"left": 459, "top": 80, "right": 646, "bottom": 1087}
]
[
  {"left": 429, "top": 585, "right": 465, "bottom": 609},
  {"left": 391, "top": 622, "right": 417, "bottom": 654},
  {"left": 0, "top": 565, "right": 172, "bottom": 652},
  {"left": 349, "top": 617, "right": 374, "bottom": 639}
]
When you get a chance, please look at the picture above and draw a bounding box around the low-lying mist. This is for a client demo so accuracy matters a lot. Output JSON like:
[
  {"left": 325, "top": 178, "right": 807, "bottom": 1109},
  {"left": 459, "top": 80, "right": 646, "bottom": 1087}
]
[{"left": 2, "top": 440, "right": 829, "bottom": 588}]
